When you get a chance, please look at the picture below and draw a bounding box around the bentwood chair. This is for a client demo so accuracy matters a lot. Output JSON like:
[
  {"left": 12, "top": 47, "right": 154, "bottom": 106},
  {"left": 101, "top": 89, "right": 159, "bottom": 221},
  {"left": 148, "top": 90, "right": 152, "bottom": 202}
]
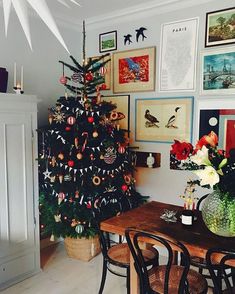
[
  {"left": 125, "top": 227, "right": 208, "bottom": 294},
  {"left": 206, "top": 248, "right": 235, "bottom": 293},
  {"left": 93, "top": 212, "right": 159, "bottom": 294}
]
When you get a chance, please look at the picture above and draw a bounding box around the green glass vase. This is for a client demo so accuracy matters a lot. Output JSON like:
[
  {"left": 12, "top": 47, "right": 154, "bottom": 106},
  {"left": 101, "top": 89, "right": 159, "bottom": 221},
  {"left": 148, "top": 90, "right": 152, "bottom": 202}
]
[{"left": 201, "top": 190, "right": 235, "bottom": 237}]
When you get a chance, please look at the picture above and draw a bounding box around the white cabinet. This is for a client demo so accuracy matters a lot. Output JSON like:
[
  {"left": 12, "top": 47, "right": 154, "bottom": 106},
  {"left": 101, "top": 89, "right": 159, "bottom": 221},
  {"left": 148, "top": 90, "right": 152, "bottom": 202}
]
[{"left": 0, "top": 94, "right": 40, "bottom": 290}]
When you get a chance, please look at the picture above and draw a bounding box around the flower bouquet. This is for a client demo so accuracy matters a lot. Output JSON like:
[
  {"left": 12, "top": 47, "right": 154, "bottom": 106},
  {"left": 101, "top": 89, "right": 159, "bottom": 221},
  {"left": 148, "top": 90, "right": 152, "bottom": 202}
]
[{"left": 170, "top": 131, "right": 235, "bottom": 236}]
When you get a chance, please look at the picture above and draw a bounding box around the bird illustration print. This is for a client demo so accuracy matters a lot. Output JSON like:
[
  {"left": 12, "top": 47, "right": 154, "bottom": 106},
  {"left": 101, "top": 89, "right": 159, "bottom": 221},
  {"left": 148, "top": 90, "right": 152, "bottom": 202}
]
[
  {"left": 144, "top": 109, "right": 159, "bottom": 128},
  {"left": 165, "top": 107, "right": 181, "bottom": 128}
]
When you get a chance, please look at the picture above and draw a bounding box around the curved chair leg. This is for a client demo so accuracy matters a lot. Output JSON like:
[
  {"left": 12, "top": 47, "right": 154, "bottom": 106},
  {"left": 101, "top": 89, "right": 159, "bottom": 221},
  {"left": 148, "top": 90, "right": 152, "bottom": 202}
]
[
  {"left": 99, "top": 259, "right": 108, "bottom": 294},
  {"left": 126, "top": 267, "right": 130, "bottom": 294}
]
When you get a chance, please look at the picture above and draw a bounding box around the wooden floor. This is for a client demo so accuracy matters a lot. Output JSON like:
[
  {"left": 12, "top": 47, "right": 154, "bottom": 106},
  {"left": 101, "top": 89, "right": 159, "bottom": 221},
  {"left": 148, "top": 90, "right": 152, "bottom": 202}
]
[
  {"left": 1, "top": 242, "right": 126, "bottom": 294},
  {"left": 1, "top": 241, "right": 213, "bottom": 294}
]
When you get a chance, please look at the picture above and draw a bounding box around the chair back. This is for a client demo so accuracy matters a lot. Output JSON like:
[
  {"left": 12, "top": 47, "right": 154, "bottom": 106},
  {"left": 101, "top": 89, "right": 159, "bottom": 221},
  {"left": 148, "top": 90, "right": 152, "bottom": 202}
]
[
  {"left": 206, "top": 248, "right": 235, "bottom": 293},
  {"left": 196, "top": 194, "right": 209, "bottom": 210},
  {"left": 125, "top": 228, "right": 191, "bottom": 294}
]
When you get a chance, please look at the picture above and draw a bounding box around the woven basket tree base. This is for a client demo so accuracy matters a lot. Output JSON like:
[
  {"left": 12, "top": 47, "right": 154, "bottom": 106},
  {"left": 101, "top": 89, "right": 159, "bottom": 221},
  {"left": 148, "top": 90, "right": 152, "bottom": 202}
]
[{"left": 64, "top": 235, "right": 101, "bottom": 262}]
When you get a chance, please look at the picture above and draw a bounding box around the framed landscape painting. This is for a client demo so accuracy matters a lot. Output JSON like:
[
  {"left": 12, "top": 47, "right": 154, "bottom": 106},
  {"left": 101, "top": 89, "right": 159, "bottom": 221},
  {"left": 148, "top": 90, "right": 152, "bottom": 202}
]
[
  {"left": 99, "top": 31, "right": 117, "bottom": 53},
  {"left": 205, "top": 7, "right": 235, "bottom": 47},
  {"left": 201, "top": 47, "right": 235, "bottom": 95},
  {"left": 135, "top": 97, "right": 193, "bottom": 143},
  {"left": 113, "top": 47, "right": 156, "bottom": 93}
]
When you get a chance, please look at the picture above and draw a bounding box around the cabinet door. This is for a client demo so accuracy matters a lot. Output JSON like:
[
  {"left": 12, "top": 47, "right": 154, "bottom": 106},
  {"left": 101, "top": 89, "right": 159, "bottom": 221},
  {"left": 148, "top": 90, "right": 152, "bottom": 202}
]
[{"left": 0, "top": 112, "right": 35, "bottom": 256}]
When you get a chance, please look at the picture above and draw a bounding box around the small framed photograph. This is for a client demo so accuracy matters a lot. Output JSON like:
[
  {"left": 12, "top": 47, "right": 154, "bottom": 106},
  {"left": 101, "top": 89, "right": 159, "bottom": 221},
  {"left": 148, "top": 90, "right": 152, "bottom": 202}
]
[
  {"left": 99, "top": 31, "right": 117, "bottom": 53},
  {"left": 135, "top": 96, "right": 194, "bottom": 143},
  {"left": 201, "top": 47, "right": 235, "bottom": 95},
  {"left": 113, "top": 47, "right": 156, "bottom": 93},
  {"left": 102, "top": 95, "right": 130, "bottom": 132},
  {"left": 205, "top": 7, "right": 235, "bottom": 47},
  {"left": 88, "top": 54, "right": 112, "bottom": 90}
]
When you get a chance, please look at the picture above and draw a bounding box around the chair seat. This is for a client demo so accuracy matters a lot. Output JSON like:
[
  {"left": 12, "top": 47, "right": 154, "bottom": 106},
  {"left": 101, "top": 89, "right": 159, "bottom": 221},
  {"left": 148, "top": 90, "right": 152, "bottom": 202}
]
[
  {"left": 148, "top": 265, "right": 207, "bottom": 294},
  {"left": 108, "top": 243, "right": 158, "bottom": 266}
]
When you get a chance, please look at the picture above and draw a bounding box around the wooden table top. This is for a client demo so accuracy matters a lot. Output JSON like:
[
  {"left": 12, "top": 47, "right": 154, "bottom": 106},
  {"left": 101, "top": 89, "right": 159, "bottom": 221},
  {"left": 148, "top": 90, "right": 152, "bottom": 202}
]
[{"left": 100, "top": 201, "right": 235, "bottom": 258}]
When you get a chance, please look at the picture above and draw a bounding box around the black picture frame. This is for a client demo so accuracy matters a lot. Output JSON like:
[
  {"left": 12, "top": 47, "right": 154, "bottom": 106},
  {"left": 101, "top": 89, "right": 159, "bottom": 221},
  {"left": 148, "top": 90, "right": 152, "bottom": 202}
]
[
  {"left": 99, "top": 30, "right": 117, "bottom": 53},
  {"left": 205, "top": 7, "right": 235, "bottom": 47}
]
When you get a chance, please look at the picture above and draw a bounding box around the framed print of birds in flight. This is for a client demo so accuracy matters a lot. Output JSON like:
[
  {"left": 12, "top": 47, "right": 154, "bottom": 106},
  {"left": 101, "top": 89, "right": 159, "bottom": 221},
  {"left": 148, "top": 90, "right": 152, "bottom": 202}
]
[{"left": 135, "top": 97, "right": 194, "bottom": 143}]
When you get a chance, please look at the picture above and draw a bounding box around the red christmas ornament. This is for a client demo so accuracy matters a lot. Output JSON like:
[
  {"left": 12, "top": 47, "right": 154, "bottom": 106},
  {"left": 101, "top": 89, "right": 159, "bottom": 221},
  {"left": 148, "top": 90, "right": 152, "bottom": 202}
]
[
  {"left": 67, "top": 116, "right": 76, "bottom": 125},
  {"left": 88, "top": 116, "right": 94, "bottom": 123},
  {"left": 100, "top": 83, "right": 107, "bottom": 90},
  {"left": 65, "top": 126, "right": 71, "bottom": 131},
  {"left": 99, "top": 67, "right": 107, "bottom": 75},
  {"left": 68, "top": 160, "right": 75, "bottom": 167},
  {"left": 121, "top": 184, "right": 128, "bottom": 192},
  {"left": 85, "top": 72, "right": 93, "bottom": 81},
  {"left": 118, "top": 145, "right": 125, "bottom": 154},
  {"left": 59, "top": 76, "right": 67, "bottom": 85}
]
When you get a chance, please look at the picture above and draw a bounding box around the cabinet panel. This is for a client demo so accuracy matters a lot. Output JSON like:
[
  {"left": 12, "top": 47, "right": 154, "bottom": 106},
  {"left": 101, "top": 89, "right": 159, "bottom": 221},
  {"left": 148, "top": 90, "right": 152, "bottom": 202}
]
[
  {"left": 0, "top": 94, "right": 40, "bottom": 289},
  {"left": 0, "top": 114, "right": 34, "bottom": 249}
]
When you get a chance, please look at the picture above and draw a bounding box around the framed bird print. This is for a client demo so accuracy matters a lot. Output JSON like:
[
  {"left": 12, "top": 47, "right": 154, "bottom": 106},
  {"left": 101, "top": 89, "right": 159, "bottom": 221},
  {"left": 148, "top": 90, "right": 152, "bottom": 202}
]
[
  {"left": 113, "top": 47, "right": 156, "bottom": 93},
  {"left": 102, "top": 95, "right": 130, "bottom": 133},
  {"left": 135, "top": 97, "right": 194, "bottom": 143}
]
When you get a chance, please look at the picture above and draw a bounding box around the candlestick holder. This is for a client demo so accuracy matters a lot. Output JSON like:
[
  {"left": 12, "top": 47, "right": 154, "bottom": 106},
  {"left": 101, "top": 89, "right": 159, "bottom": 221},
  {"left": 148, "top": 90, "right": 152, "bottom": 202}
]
[{"left": 13, "top": 86, "right": 24, "bottom": 94}]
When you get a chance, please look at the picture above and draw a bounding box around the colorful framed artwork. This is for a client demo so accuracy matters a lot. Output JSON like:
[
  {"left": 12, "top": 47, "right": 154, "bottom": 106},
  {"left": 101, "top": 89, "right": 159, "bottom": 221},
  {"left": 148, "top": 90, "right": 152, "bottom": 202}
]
[
  {"left": 199, "top": 109, "right": 235, "bottom": 156},
  {"left": 102, "top": 95, "right": 130, "bottom": 132},
  {"left": 159, "top": 17, "right": 199, "bottom": 92},
  {"left": 89, "top": 54, "right": 111, "bottom": 90},
  {"left": 205, "top": 7, "right": 235, "bottom": 47},
  {"left": 201, "top": 47, "right": 235, "bottom": 95},
  {"left": 113, "top": 47, "right": 156, "bottom": 93},
  {"left": 135, "top": 97, "right": 194, "bottom": 143},
  {"left": 99, "top": 31, "right": 117, "bottom": 53}
]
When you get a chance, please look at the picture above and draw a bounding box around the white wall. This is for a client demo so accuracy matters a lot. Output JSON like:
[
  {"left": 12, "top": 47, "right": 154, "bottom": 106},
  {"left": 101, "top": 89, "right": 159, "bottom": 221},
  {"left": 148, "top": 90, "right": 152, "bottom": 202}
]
[
  {"left": 85, "top": 0, "right": 235, "bottom": 205},
  {"left": 0, "top": 9, "right": 81, "bottom": 126}
]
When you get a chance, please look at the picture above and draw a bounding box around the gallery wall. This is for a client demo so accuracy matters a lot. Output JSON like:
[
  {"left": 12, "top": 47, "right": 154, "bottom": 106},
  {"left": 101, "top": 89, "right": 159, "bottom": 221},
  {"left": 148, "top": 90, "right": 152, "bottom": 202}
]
[
  {"left": 0, "top": 9, "right": 81, "bottom": 125},
  {"left": 85, "top": 0, "right": 235, "bottom": 205}
]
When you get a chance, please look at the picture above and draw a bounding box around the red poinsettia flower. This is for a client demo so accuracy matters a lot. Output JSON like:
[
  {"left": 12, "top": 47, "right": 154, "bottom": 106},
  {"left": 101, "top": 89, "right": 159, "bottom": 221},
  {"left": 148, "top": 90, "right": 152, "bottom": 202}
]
[
  {"left": 171, "top": 140, "right": 193, "bottom": 160},
  {"left": 196, "top": 131, "right": 218, "bottom": 150}
]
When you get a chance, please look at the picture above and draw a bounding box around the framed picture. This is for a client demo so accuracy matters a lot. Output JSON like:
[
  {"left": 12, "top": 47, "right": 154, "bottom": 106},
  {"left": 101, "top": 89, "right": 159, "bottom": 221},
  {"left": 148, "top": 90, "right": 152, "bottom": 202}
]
[
  {"left": 89, "top": 54, "right": 111, "bottom": 90},
  {"left": 135, "top": 97, "right": 194, "bottom": 143},
  {"left": 99, "top": 31, "right": 117, "bottom": 53},
  {"left": 201, "top": 47, "right": 235, "bottom": 95},
  {"left": 102, "top": 95, "right": 130, "bottom": 132},
  {"left": 159, "top": 17, "right": 199, "bottom": 92},
  {"left": 197, "top": 97, "right": 235, "bottom": 157},
  {"left": 113, "top": 47, "right": 156, "bottom": 93},
  {"left": 205, "top": 7, "right": 235, "bottom": 47}
]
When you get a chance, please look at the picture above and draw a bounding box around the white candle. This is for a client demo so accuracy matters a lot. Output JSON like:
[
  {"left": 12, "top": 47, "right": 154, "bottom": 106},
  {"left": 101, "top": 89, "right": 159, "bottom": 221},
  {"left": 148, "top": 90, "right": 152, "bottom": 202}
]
[
  {"left": 21, "top": 66, "right": 23, "bottom": 91},
  {"left": 14, "top": 62, "right": 16, "bottom": 87}
]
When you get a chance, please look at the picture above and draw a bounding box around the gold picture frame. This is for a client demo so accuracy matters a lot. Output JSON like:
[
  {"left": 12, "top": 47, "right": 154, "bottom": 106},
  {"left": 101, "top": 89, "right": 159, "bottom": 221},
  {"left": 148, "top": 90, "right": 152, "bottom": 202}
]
[
  {"left": 88, "top": 54, "right": 111, "bottom": 90},
  {"left": 102, "top": 95, "right": 130, "bottom": 132},
  {"left": 113, "top": 47, "right": 156, "bottom": 93},
  {"left": 135, "top": 97, "right": 194, "bottom": 143}
]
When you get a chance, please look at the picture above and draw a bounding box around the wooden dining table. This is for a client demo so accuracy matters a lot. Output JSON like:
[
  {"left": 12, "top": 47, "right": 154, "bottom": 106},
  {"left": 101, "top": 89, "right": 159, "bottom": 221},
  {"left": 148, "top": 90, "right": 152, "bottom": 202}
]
[{"left": 100, "top": 201, "right": 235, "bottom": 294}]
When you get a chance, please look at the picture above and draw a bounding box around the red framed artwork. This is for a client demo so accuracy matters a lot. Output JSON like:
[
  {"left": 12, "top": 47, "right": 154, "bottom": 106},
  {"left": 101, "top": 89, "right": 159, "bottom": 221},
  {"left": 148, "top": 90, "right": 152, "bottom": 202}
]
[{"left": 113, "top": 47, "right": 156, "bottom": 93}]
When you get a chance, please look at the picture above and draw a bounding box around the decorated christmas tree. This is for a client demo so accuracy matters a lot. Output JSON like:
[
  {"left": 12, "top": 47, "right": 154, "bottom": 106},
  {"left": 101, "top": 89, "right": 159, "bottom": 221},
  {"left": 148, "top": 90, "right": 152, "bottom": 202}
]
[{"left": 38, "top": 22, "right": 146, "bottom": 241}]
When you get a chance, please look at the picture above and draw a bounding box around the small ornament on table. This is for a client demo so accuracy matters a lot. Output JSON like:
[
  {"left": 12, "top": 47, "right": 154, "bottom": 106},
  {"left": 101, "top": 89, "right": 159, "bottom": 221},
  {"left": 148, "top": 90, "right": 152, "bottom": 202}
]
[
  {"left": 160, "top": 210, "right": 177, "bottom": 223},
  {"left": 180, "top": 180, "right": 199, "bottom": 226}
]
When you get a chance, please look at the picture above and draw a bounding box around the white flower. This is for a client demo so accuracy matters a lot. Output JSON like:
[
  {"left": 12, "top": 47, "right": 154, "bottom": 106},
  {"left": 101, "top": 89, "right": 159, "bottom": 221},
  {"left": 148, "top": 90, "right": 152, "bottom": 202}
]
[
  {"left": 190, "top": 146, "right": 211, "bottom": 166},
  {"left": 193, "top": 166, "right": 220, "bottom": 188}
]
